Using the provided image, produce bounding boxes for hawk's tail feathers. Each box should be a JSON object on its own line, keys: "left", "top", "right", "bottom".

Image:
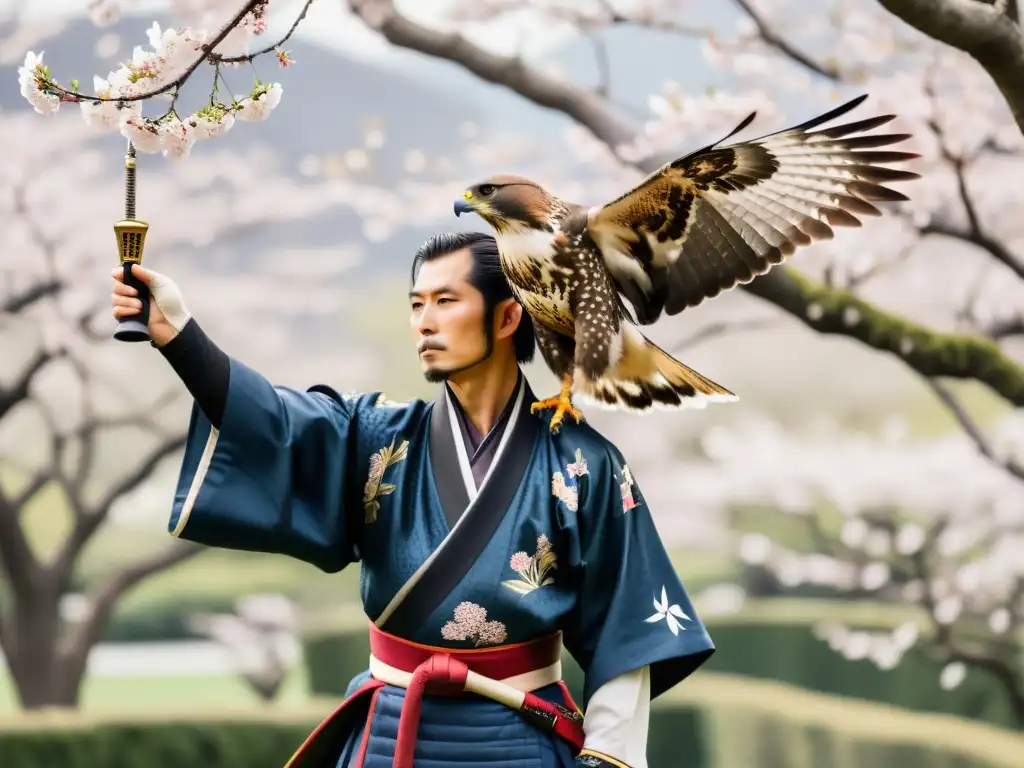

{"left": 573, "top": 330, "right": 738, "bottom": 413}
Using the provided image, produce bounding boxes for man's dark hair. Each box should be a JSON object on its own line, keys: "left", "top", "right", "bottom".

{"left": 410, "top": 231, "right": 535, "bottom": 363}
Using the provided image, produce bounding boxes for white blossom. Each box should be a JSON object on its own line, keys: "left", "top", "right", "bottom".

{"left": 119, "top": 117, "right": 164, "bottom": 153}
{"left": 17, "top": 52, "right": 59, "bottom": 115}
{"left": 940, "top": 662, "right": 967, "bottom": 691}
{"left": 185, "top": 108, "right": 236, "bottom": 140}
{"left": 235, "top": 83, "right": 283, "bottom": 122}
{"left": 158, "top": 116, "right": 195, "bottom": 159}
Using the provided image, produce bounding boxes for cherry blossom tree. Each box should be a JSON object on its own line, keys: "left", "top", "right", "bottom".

{"left": 1, "top": 2, "right": 386, "bottom": 709}
{"left": 12, "top": 0, "right": 1024, "bottom": 721}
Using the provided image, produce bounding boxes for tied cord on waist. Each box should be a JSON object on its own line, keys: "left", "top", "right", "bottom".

{"left": 394, "top": 654, "right": 469, "bottom": 767}
{"left": 388, "top": 651, "right": 584, "bottom": 768}
{"left": 367, "top": 625, "right": 585, "bottom": 768}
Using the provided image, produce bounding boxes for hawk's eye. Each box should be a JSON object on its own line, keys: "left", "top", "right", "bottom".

{"left": 478, "top": 184, "right": 496, "bottom": 196}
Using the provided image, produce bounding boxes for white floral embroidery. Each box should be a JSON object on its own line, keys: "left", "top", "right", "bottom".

{"left": 375, "top": 392, "right": 410, "bottom": 408}
{"left": 645, "top": 586, "right": 690, "bottom": 636}
{"left": 567, "top": 448, "right": 588, "bottom": 478}
{"left": 552, "top": 449, "right": 588, "bottom": 512}
{"left": 551, "top": 471, "right": 578, "bottom": 512}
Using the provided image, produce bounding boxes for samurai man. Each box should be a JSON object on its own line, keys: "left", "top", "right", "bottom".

{"left": 109, "top": 231, "right": 715, "bottom": 768}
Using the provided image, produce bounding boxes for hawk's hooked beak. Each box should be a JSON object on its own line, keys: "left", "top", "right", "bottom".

{"left": 454, "top": 193, "right": 475, "bottom": 217}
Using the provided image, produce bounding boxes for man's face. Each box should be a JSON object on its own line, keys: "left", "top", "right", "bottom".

{"left": 409, "top": 248, "right": 491, "bottom": 383}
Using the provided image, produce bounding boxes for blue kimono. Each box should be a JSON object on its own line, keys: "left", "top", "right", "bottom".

{"left": 168, "top": 357, "right": 715, "bottom": 767}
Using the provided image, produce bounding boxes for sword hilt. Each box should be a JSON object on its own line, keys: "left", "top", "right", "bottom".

{"left": 112, "top": 139, "right": 151, "bottom": 343}
{"left": 125, "top": 140, "right": 136, "bottom": 220}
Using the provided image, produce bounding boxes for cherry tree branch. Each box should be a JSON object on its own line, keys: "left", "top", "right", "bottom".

{"left": 918, "top": 114, "right": 1024, "bottom": 279}
{"left": 878, "top": 0, "right": 1024, "bottom": 135}
{"left": 212, "top": 0, "right": 315, "bottom": 63}
{"left": 909, "top": 538, "right": 1024, "bottom": 725}
{"left": 927, "top": 379, "right": 1024, "bottom": 481}
{"left": 40, "top": 0, "right": 266, "bottom": 103}
{"left": 923, "top": 220, "right": 1024, "bottom": 281}
{"left": 988, "top": 317, "right": 1024, "bottom": 338}
{"left": 58, "top": 540, "right": 203, "bottom": 680}
{"left": 581, "top": 26, "right": 612, "bottom": 97}
{"left": 745, "top": 270, "right": 1024, "bottom": 406}
{"left": 0, "top": 348, "right": 63, "bottom": 422}
{"left": 595, "top": 0, "right": 707, "bottom": 38}
{"left": 0, "top": 279, "right": 64, "bottom": 314}
{"left": 52, "top": 430, "right": 188, "bottom": 587}
{"left": 348, "top": 0, "right": 639, "bottom": 150}
{"left": 731, "top": 0, "right": 841, "bottom": 79}
{"left": 671, "top": 317, "right": 784, "bottom": 355}
{"left": 348, "top": 0, "right": 1024, "bottom": 409}
{"left": 0, "top": 493, "right": 40, "bottom": 601}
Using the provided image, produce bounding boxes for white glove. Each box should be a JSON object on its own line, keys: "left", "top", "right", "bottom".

{"left": 144, "top": 267, "right": 192, "bottom": 333}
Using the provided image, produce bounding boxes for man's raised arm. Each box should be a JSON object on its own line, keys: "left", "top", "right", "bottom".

{"left": 110, "top": 264, "right": 369, "bottom": 573}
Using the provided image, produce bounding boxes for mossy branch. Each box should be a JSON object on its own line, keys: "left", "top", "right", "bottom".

{"left": 744, "top": 266, "right": 1024, "bottom": 406}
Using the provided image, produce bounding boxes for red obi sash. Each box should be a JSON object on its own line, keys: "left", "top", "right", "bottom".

{"left": 285, "top": 623, "right": 586, "bottom": 768}
{"left": 369, "top": 623, "right": 585, "bottom": 767}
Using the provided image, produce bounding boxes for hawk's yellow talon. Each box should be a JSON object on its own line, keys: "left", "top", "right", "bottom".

{"left": 530, "top": 375, "right": 583, "bottom": 434}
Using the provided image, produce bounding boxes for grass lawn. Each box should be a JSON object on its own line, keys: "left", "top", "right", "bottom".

{"left": 0, "top": 665, "right": 314, "bottom": 716}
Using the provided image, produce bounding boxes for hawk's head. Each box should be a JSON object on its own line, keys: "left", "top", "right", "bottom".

{"left": 454, "top": 174, "right": 561, "bottom": 234}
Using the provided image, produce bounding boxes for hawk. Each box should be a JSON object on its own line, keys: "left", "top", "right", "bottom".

{"left": 454, "top": 94, "right": 920, "bottom": 433}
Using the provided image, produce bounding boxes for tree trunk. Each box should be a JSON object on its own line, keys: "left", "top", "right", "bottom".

{"left": 4, "top": 593, "right": 82, "bottom": 709}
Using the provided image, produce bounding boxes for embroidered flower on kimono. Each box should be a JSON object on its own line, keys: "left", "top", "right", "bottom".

{"left": 454, "top": 601, "right": 487, "bottom": 626}
{"left": 374, "top": 392, "right": 409, "bottom": 408}
{"left": 551, "top": 472, "right": 578, "bottom": 512}
{"left": 566, "top": 448, "right": 588, "bottom": 479}
{"left": 441, "top": 601, "right": 507, "bottom": 647}
{"left": 362, "top": 437, "right": 409, "bottom": 523}
{"left": 510, "top": 551, "right": 532, "bottom": 574}
{"left": 622, "top": 464, "right": 634, "bottom": 486}
{"left": 619, "top": 463, "right": 638, "bottom": 513}
{"left": 645, "top": 586, "right": 691, "bottom": 636}
{"left": 502, "top": 534, "right": 557, "bottom": 596}
{"left": 552, "top": 450, "right": 589, "bottom": 513}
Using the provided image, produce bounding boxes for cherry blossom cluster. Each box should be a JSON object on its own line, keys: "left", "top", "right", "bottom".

{"left": 15, "top": 1, "right": 288, "bottom": 160}
{"left": 441, "top": 601, "right": 509, "bottom": 646}
{"left": 703, "top": 413, "right": 1024, "bottom": 691}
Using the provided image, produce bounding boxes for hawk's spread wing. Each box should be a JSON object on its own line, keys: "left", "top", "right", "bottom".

{"left": 585, "top": 95, "right": 920, "bottom": 324}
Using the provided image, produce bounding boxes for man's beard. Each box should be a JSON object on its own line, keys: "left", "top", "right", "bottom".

{"left": 422, "top": 323, "right": 494, "bottom": 383}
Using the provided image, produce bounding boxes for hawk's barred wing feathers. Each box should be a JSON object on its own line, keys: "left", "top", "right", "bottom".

{"left": 584, "top": 94, "right": 921, "bottom": 324}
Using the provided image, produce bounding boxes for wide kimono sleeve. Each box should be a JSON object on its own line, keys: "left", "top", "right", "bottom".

{"left": 167, "top": 357, "right": 379, "bottom": 573}
{"left": 563, "top": 442, "right": 715, "bottom": 710}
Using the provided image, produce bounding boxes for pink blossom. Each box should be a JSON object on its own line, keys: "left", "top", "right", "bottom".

{"left": 510, "top": 551, "right": 531, "bottom": 574}
{"left": 476, "top": 620, "right": 507, "bottom": 646}
{"left": 441, "top": 621, "right": 467, "bottom": 641}
{"left": 452, "top": 601, "right": 487, "bottom": 629}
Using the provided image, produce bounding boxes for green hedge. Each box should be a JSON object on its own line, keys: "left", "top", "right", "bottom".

{"left": 700, "top": 600, "right": 1017, "bottom": 729}
{"left": 0, "top": 709, "right": 322, "bottom": 768}
{"left": 301, "top": 599, "right": 1019, "bottom": 729}
{"left": 100, "top": 594, "right": 242, "bottom": 643}
{"left": 655, "top": 672, "right": 1024, "bottom": 768}
{"left": 2, "top": 675, "right": 1021, "bottom": 768}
